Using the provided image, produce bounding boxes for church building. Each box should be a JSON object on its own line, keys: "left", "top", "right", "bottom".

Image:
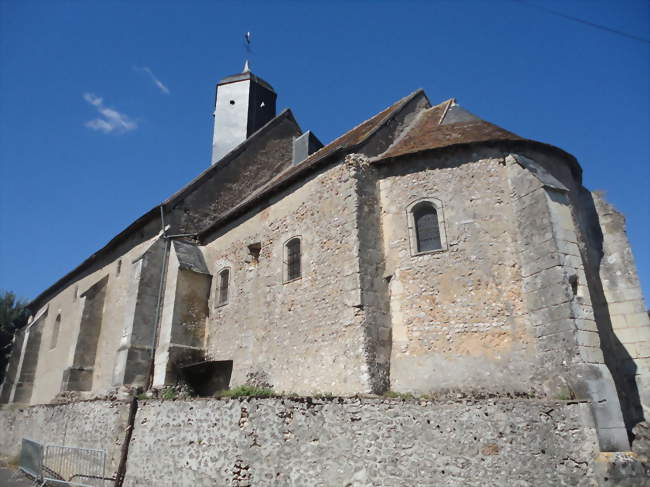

{"left": 2, "top": 63, "right": 649, "bottom": 453}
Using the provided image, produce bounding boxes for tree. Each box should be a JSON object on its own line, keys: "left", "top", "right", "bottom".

{"left": 0, "top": 291, "right": 29, "bottom": 385}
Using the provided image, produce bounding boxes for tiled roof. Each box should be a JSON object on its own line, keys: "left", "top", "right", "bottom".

{"left": 299, "top": 89, "right": 424, "bottom": 166}
{"left": 377, "top": 99, "right": 524, "bottom": 160}
{"left": 197, "top": 89, "right": 426, "bottom": 240}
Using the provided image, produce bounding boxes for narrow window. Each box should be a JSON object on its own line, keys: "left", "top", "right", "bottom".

{"left": 50, "top": 314, "right": 61, "bottom": 350}
{"left": 218, "top": 268, "right": 230, "bottom": 306}
{"left": 413, "top": 202, "right": 442, "bottom": 252}
{"left": 116, "top": 259, "right": 122, "bottom": 276}
{"left": 286, "top": 238, "right": 301, "bottom": 281}
{"left": 248, "top": 242, "right": 261, "bottom": 263}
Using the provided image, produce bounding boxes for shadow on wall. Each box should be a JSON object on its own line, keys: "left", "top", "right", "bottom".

{"left": 180, "top": 360, "right": 233, "bottom": 396}
{"left": 581, "top": 190, "right": 643, "bottom": 441}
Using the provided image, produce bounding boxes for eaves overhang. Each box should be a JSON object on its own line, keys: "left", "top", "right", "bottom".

{"left": 372, "top": 138, "right": 582, "bottom": 183}
{"left": 27, "top": 109, "right": 301, "bottom": 313}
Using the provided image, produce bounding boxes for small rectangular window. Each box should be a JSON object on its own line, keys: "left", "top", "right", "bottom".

{"left": 218, "top": 269, "right": 229, "bottom": 305}
{"left": 248, "top": 243, "right": 261, "bottom": 263}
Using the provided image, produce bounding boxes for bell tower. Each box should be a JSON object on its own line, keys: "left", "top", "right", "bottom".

{"left": 211, "top": 61, "right": 277, "bottom": 165}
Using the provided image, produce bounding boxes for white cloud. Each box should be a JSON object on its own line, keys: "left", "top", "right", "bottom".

{"left": 82, "top": 93, "right": 137, "bottom": 134}
{"left": 134, "top": 66, "right": 170, "bottom": 95}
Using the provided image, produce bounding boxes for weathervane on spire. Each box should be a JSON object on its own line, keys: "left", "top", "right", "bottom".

{"left": 243, "top": 31, "right": 252, "bottom": 72}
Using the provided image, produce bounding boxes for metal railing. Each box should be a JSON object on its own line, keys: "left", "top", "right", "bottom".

{"left": 19, "top": 438, "right": 43, "bottom": 480}
{"left": 19, "top": 438, "right": 112, "bottom": 487}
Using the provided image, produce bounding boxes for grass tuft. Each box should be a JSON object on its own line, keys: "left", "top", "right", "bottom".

{"left": 383, "top": 390, "right": 415, "bottom": 400}
{"left": 161, "top": 388, "right": 178, "bottom": 400}
{"left": 312, "top": 392, "right": 334, "bottom": 399}
{"left": 217, "top": 385, "right": 275, "bottom": 398}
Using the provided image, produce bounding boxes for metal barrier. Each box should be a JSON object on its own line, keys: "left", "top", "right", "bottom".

{"left": 19, "top": 438, "right": 43, "bottom": 479}
{"left": 42, "top": 444, "right": 107, "bottom": 487}
{"left": 18, "top": 438, "right": 111, "bottom": 487}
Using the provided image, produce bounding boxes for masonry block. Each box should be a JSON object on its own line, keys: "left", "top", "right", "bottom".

{"left": 569, "top": 363, "right": 630, "bottom": 451}
{"left": 529, "top": 303, "right": 573, "bottom": 325}
{"left": 609, "top": 300, "right": 647, "bottom": 316}
{"left": 624, "top": 312, "right": 650, "bottom": 328}
{"left": 533, "top": 318, "right": 575, "bottom": 338}
{"left": 615, "top": 326, "right": 650, "bottom": 344}
{"left": 525, "top": 284, "right": 572, "bottom": 312}
{"left": 578, "top": 346, "right": 604, "bottom": 364}
{"left": 575, "top": 319, "right": 598, "bottom": 332}
{"left": 576, "top": 330, "right": 601, "bottom": 348}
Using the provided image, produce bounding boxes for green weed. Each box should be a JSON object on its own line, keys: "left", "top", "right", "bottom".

{"left": 217, "top": 385, "right": 275, "bottom": 398}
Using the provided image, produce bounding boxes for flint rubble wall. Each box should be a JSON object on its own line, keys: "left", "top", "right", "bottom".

{"left": 122, "top": 396, "right": 601, "bottom": 487}
{"left": 0, "top": 400, "right": 130, "bottom": 479}
{"left": 3, "top": 397, "right": 647, "bottom": 486}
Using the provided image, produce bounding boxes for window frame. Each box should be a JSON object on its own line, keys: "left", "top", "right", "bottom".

{"left": 216, "top": 267, "right": 231, "bottom": 307}
{"left": 406, "top": 197, "right": 448, "bottom": 256}
{"left": 283, "top": 236, "right": 302, "bottom": 283}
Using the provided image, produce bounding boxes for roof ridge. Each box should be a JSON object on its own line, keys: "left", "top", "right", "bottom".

{"left": 372, "top": 98, "right": 454, "bottom": 161}
{"left": 351, "top": 89, "right": 426, "bottom": 150}
{"left": 164, "top": 108, "right": 299, "bottom": 206}
{"left": 375, "top": 105, "right": 429, "bottom": 159}
{"left": 301, "top": 89, "right": 425, "bottom": 165}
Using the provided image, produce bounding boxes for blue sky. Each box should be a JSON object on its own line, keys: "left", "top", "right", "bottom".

{"left": 0, "top": 0, "right": 648, "bottom": 303}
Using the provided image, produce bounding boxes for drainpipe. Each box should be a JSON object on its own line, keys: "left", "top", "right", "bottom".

{"left": 145, "top": 205, "right": 198, "bottom": 390}
{"left": 114, "top": 396, "right": 138, "bottom": 487}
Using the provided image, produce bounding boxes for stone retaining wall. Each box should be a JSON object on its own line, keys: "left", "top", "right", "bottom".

{"left": 0, "top": 400, "right": 131, "bottom": 479}
{"left": 125, "top": 397, "right": 601, "bottom": 486}
{"left": 2, "top": 397, "right": 647, "bottom": 486}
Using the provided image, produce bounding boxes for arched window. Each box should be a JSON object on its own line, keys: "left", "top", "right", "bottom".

{"left": 50, "top": 314, "right": 61, "bottom": 350}
{"left": 285, "top": 238, "right": 301, "bottom": 281}
{"left": 407, "top": 198, "right": 447, "bottom": 255}
{"left": 218, "top": 268, "right": 230, "bottom": 306}
{"left": 413, "top": 202, "right": 442, "bottom": 252}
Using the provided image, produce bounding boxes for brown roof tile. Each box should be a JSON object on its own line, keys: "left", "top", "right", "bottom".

{"left": 378, "top": 100, "right": 524, "bottom": 160}
{"left": 301, "top": 89, "right": 425, "bottom": 166}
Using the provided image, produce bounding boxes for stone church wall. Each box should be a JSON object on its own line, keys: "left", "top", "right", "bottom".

{"left": 369, "top": 146, "right": 641, "bottom": 451}
{"left": 4, "top": 138, "right": 646, "bottom": 452}
{"left": 201, "top": 159, "right": 372, "bottom": 394}
{"left": 511, "top": 147, "right": 649, "bottom": 443}
{"left": 24, "top": 218, "right": 163, "bottom": 405}
{"left": 592, "top": 192, "right": 650, "bottom": 429}
{"left": 377, "top": 151, "right": 533, "bottom": 394}
{"left": 354, "top": 156, "right": 393, "bottom": 393}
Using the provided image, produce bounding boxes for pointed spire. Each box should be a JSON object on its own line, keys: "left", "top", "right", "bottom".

{"left": 243, "top": 59, "right": 250, "bottom": 73}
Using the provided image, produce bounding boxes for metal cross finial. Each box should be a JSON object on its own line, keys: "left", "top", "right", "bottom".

{"left": 243, "top": 31, "right": 252, "bottom": 72}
